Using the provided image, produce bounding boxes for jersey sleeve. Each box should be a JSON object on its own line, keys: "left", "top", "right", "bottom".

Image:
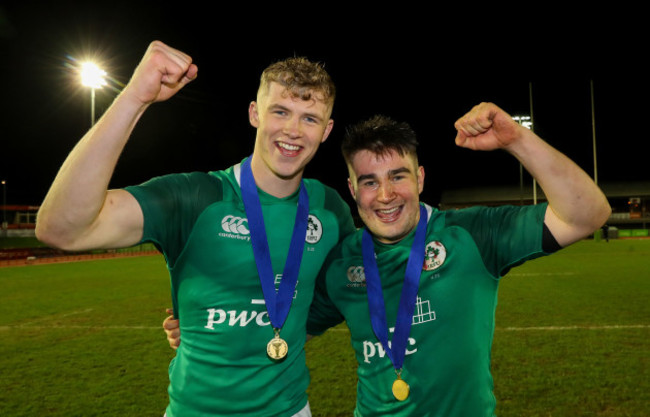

{"left": 323, "top": 185, "right": 357, "bottom": 240}
{"left": 306, "top": 255, "right": 345, "bottom": 336}
{"left": 444, "top": 203, "right": 549, "bottom": 278}
{"left": 124, "top": 172, "right": 222, "bottom": 267}
{"left": 305, "top": 184, "right": 356, "bottom": 335}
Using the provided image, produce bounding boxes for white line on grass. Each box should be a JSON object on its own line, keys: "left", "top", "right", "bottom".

{"left": 324, "top": 324, "right": 650, "bottom": 332}
{"left": 0, "top": 325, "right": 160, "bottom": 331}
{"left": 17, "top": 308, "right": 94, "bottom": 327}
{"left": 497, "top": 324, "right": 650, "bottom": 331}
{"left": 1, "top": 324, "right": 648, "bottom": 332}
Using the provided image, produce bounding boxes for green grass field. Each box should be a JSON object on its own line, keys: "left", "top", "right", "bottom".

{"left": 1, "top": 239, "right": 648, "bottom": 416}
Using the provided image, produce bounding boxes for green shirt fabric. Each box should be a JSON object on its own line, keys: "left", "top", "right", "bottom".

{"left": 308, "top": 202, "right": 550, "bottom": 417}
{"left": 125, "top": 159, "right": 355, "bottom": 416}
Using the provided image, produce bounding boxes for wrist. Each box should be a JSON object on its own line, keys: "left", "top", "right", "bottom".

{"left": 114, "top": 86, "right": 151, "bottom": 115}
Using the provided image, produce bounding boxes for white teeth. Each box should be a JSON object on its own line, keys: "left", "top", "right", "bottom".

{"left": 378, "top": 207, "right": 399, "bottom": 214}
{"left": 278, "top": 142, "right": 300, "bottom": 151}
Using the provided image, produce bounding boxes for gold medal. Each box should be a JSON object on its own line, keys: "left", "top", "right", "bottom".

{"left": 392, "top": 373, "right": 409, "bottom": 401}
{"left": 267, "top": 331, "right": 288, "bottom": 361}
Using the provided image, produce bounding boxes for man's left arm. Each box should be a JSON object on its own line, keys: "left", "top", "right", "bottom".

{"left": 455, "top": 102, "right": 611, "bottom": 247}
{"left": 306, "top": 262, "right": 345, "bottom": 337}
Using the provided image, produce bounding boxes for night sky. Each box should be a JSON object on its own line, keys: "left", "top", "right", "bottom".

{"left": 1, "top": 4, "right": 646, "bottom": 210}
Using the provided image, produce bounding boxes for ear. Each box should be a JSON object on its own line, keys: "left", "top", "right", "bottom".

{"left": 321, "top": 119, "right": 334, "bottom": 143}
{"left": 248, "top": 101, "right": 259, "bottom": 128}
{"left": 347, "top": 177, "right": 357, "bottom": 200}
{"left": 417, "top": 166, "right": 425, "bottom": 194}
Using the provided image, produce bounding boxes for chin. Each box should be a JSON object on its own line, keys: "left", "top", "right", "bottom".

{"left": 275, "top": 166, "right": 304, "bottom": 181}
{"left": 372, "top": 228, "right": 406, "bottom": 244}
{"left": 271, "top": 160, "right": 304, "bottom": 178}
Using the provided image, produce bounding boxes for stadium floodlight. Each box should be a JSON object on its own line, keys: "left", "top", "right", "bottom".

{"left": 80, "top": 62, "right": 107, "bottom": 126}
{"left": 512, "top": 115, "right": 535, "bottom": 205}
{"left": 1, "top": 180, "right": 6, "bottom": 233}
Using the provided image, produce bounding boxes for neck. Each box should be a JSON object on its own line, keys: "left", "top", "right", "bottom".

{"left": 249, "top": 154, "right": 302, "bottom": 198}
{"left": 375, "top": 227, "right": 417, "bottom": 246}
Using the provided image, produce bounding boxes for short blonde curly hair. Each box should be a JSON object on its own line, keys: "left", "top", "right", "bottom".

{"left": 258, "top": 57, "right": 335, "bottom": 109}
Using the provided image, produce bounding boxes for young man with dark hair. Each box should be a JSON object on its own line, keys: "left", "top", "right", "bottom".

{"left": 305, "top": 105, "right": 610, "bottom": 416}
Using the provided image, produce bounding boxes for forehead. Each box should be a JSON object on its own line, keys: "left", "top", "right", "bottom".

{"left": 259, "top": 82, "right": 332, "bottom": 113}
{"left": 349, "top": 149, "right": 418, "bottom": 179}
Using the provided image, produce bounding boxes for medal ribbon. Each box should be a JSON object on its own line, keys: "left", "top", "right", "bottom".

{"left": 362, "top": 204, "right": 427, "bottom": 371}
{"left": 240, "top": 155, "right": 309, "bottom": 330}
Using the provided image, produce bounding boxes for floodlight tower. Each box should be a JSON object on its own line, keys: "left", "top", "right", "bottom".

{"left": 590, "top": 80, "right": 599, "bottom": 186}
{"left": 512, "top": 115, "right": 533, "bottom": 205}
{"left": 80, "top": 62, "right": 107, "bottom": 126}
{"left": 512, "top": 82, "right": 539, "bottom": 205}
{"left": 1, "top": 180, "right": 6, "bottom": 235}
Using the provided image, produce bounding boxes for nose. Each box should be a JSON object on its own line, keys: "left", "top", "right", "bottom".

{"left": 283, "top": 116, "right": 302, "bottom": 138}
{"left": 377, "top": 182, "right": 395, "bottom": 203}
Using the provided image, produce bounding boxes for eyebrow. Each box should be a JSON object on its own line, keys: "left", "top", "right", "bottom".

{"left": 357, "top": 167, "right": 411, "bottom": 183}
{"left": 268, "top": 103, "right": 290, "bottom": 113}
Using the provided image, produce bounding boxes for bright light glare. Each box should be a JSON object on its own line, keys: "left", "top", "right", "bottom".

{"left": 80, "top": 62, "right": 107, "bottom": 89}
{"left": 512, "top": 115, "right": 533, "bottom": 130}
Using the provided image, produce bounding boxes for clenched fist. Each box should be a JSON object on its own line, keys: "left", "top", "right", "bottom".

{"left": 122, "top": 41, "right": 198, "bottom": 106}
{"left": 454, "top": 102, "right": 525, "bottom": 151}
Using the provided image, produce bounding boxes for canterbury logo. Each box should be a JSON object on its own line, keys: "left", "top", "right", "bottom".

{"left": 347, "top": 266, "right": 366, "bottom": 283}
{"left": 221, "top": 215, "right": 250, "bottom": 235}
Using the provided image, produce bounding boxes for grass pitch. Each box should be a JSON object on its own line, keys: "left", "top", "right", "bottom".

{"left": 1, "top": 239, "right": 648, "bottom": 416}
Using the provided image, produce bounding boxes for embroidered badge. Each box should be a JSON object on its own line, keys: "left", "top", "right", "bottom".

{"left": 423, "top": 241, "right": 446, "bottom": 271}
{"left": 306, "top": 215, "right": 323, "bottom": 244}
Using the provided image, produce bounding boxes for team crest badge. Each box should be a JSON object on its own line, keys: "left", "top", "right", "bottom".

{"left": 305, "top": 215, "right": 323, "bottom": 244}
{"left": 423, "top": 241, "right": 446, "bottom": 271}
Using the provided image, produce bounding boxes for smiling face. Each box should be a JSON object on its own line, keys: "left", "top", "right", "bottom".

{"left": 347, "top": 149, "right": 425, "bottom": 244}
{"left": 248, "top": 82, "right": 334, "bottom": 197}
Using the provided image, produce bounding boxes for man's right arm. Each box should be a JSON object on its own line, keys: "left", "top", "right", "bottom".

{"left": 163, "top": 308, "right": 181, "bottom": 350}
{"left": 36, "top": 41, "right": 197, "bottom": 251}
{"left": 454, "top": 102, "right": 611, "bottom": 248}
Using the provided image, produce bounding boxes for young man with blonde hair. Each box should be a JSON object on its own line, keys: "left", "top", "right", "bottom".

{"left": 37, "top": 41, "right": 355, "bottom": 416}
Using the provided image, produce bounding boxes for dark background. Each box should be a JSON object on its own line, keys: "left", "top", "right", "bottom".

{"left": 1, "top": 4, "right": 646, "bottom": 210}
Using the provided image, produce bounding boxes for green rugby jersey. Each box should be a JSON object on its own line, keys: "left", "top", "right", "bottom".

{"left": 125, "top": 159, "right": 355, "bottom": 416}
{"left": 308, "top": 202, "right": 550, "bottom": 417}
